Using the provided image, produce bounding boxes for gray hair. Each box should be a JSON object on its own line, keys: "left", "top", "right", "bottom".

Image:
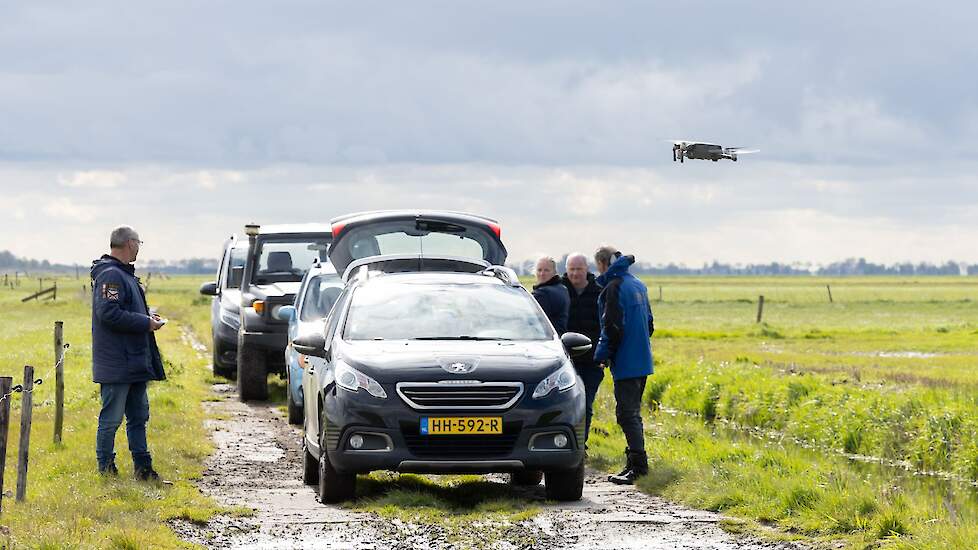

{"left": 109, "top": 225, "right": 140, "bottom": 249}
{"left": 594, "top": 245, "right": 619, "bottom": 267}
{"left": 565, "top": 252, "right": 588, "bottom": 268}
{"left": 536, "top": 256, "right": 557, "bottom": 271}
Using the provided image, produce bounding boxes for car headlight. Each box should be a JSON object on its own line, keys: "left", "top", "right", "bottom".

{"left": 532, "top": 361, "right": 577, "bottom": 399}
{"left": 220, "top": 309, "right": 241, "bottom": 330}
{"left": 335, "top": 361, "right": 387, "bottom": 399}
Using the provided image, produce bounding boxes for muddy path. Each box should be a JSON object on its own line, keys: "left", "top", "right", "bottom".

{"left": 173, "top": 379, "right": 805, "bottom": 550}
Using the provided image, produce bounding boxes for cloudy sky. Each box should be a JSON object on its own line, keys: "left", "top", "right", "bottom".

{"left": 2, "top": 1, "right": 976, "bottom": 266}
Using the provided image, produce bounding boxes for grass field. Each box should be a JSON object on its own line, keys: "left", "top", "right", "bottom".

{"left": 1, "top": 273, "right": 976, "bottom": 549}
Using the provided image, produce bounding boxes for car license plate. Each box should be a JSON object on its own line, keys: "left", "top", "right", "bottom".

{"left": 420, "top": 416, "right": 502, "bottom": 435}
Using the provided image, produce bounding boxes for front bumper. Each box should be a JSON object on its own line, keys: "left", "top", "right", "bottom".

{"left": 322, "top": 382, "right": 586, "bottom": 475}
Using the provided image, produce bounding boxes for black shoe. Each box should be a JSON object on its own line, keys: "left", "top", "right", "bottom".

{"left": 135, "top": 467, "right": 160, "bottom": 482}
{"left": 610, "top": 447, "right": 632, "bottom": 479}
{"left": 609, "top": 469, "right": 639, "bottom": 485}
{"left": 99, "top": 463, "right": 119, "bottom": 476}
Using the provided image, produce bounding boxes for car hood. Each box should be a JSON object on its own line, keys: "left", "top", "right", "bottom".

{"left": 252, "top": 281, "right": 302, "bottom": 298}
{"left": 336, "top": 340, "right": 567, "bottom": 383}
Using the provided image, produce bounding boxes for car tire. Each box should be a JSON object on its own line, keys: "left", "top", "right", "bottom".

{"left": 237, "top": 341, "right": 268, "bottom": 401}
{"left": 544, "top": 460, "right": 585, "bottom": 501}
{"left": 212, "top": 338, "right": 236, "bottom": 380}
{"left": 318, "top": 446, "right": 356, "bottom": 504}
{"left": 287, "top": 383, "right": 303, "bottom": 425}
{"left": 509, "top": 470, "right": 543, "bottom": 486}
{"left": 302, "top": 438, "right": 319, "bottom": 486}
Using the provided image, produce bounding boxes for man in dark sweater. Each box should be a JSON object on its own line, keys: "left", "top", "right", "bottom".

{"left": 560, "top": 253, "right": 604, "bottom": 442}
{"left": 531, "top": 256, "right": 569, "bottom": 334}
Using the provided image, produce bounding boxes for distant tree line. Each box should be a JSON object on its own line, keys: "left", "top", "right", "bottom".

{"left": 510, "top": 255, "right": 978, "bottom": 277}
{"left": 0, "top": 250, "right": 219, "bottom": 275}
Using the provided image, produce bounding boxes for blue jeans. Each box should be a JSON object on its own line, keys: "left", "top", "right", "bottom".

{"left": 575, "top": 365, "right": 605, "bottom": 442}
{"left": 96, "top": 382, "right": 152, "bottom": 470}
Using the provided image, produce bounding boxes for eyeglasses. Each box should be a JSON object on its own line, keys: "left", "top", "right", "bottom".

{"left": 130, "top": 239, "right": 144, "bottom": 245}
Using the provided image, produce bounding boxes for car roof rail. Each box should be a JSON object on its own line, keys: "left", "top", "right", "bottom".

{"left": 480, "top": 265, "right": 522, "bottom": 287}
{"left": 341, "top": 254, "right": 492, "bottom": 283}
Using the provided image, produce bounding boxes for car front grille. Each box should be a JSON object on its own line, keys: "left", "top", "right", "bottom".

{"left": 396, "top": 382, "right": 524, "bottom": 410}
{"left": 401, "top": 421, "right": 520, "bottom": 458}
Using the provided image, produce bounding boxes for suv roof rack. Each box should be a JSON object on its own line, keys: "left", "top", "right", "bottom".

{"left": 342, "top": 254, "right": 492, "bottom": 283}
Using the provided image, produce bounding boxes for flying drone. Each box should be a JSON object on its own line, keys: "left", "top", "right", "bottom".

{"left": 670, "top": 140, "right": 759, "bottom": 163}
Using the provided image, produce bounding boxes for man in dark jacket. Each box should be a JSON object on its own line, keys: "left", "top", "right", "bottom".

{"left": 531, "top": 256, "right": 569, "bottom": 334}
{"left": 560, "top": 253, "right": 603, "bottom": 442}
{"left": 594, "top": 246, "right": 654, "bottom": 485}
{"left": 92, "top": 226, "right": 166, "bottom": 480}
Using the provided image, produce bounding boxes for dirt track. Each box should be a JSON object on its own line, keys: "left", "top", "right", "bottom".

{"left": 173, "top": 380, "right": 805, "bottom": 550}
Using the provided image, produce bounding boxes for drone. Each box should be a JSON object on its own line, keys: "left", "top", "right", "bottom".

{"left": 670, "top": 140, "right": 759, "bottom": 163}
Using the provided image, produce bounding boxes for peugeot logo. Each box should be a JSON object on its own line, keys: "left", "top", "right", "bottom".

{"left": 439, "top": 359, "right": 478, "bottom": 374}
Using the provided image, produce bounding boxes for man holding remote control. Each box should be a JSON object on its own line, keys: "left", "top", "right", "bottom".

{"left": 91, "top": 225, "right": 166, "bottom": 481}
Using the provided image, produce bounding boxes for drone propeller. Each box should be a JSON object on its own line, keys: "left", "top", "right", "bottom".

{"left": 725, "top": 148, "right": 759, "bottom": 154}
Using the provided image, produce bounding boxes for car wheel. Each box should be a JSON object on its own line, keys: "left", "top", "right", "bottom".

{"left": 544, "top": 460, "right": 585, "bottom": 501}
{"left": 236, "top": 341, "right": 268, "bottom": 401}
{"left": 509, "top": 470, "right": 543, "bottom": 486}
{"left": 287, "top": 384, "right": 303, "bottom": 425}
{"left": 302, "top": 438, "right": 319, "bottom": 486}
{"left": 211, "top": 338, "right": 236, "bottom": 379}
{"left": 318, "top": 445, "right": 356, "bottom": 504}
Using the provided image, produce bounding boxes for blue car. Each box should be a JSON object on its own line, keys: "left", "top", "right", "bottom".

{"left": 276, "top": 260, "right": 343, "bottom": 424}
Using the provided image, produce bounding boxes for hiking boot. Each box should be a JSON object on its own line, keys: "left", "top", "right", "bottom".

{"left": 135, "top": 467, "right": 160, "bottom": 482}
{"left": 609, "top": 448, "right": 632, "bottom": 480}
{"left": 99, "top": 463, "right": 119, "bottom": 476}
{"left": 608, "top": 451, "right": 648, "bottom": 485}
{"left": 609, "top": 469, "right": 639, "bottom": 485}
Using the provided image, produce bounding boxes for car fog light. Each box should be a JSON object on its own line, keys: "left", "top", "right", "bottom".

{"left": 350, "top": 434, "right": 364, "bottom": 449}
{"left": 553, "top": 434, "right": 568, "bottom": 448}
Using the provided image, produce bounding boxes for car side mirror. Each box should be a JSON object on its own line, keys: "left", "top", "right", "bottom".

{"left": 199, "top": 281, "right": 219, "bottom": 296}
{"left": 292, "top": 332, "right": 327, "bottom": 358}
{"left": 560, "top": 332, "right": 592, "bottom": 358}
{"left": 275, "top": 305, "right": 296, "bottom": 321}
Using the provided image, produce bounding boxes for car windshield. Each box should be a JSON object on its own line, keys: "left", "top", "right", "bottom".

{"left": 300, "top": 274, "right": 343, "bottom": 321}
{"left": 342, "top": 221, "right": 488, "bottom": 263}
{"left": 343, "top": 282, "right": 552, "bottom": 341}
{"left": 253, "top": 238, "right": 330, "bottom": 284}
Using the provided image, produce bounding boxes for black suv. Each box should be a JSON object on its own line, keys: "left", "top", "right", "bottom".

{"left": 292, "top": 211, "right": 591, "bottom": 503}
{"left": 201, "top": 224, "right": 331, "bottom": 400}
{"left": 198, "top": 235, "right": 248, "bottom": 378}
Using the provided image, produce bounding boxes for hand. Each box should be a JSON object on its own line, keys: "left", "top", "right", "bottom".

{"left": 149, "top": 316, "right": 166, "bottom": 331}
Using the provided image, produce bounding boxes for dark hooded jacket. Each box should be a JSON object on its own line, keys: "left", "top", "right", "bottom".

{"left": 531, "top": 275, "right": 570, "bottom": 334}
{"left": 91, "top": 255, "right": 166, "bottom": 384}
{"left": 594, "top": 254, "right": 654, "bottom": 381}
{"left": 561, "top": 272, "right": 603, "bottom": 369}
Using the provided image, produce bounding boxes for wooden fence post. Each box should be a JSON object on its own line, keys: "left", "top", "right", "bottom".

{"left": 0, "top": 377, "right": 12, "bottom": 513}
{"left": 658, "top": 285, "right": 663, "bottom": 302}
{"left": 756, "top": 295, "right": 765, "bottom": 323}
{"left": 54, "top": 322, "right": 65, "bottom": 445}
{"left": 826, "top": 284, "right": 833, "bottom": 303}
{"left": 16, "top": 365, "right": 34, "bottom": 502}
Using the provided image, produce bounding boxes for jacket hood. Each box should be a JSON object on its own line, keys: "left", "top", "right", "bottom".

{"left": 596, "top": 254, "right": 635, "bottom": 286}
{"left": 532, "top": 274, "right": 563, "bottom": 290}
{"left": 91, "top": 255, "right": 134, "bottom": 279}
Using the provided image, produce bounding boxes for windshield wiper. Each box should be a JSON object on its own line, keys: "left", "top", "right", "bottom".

{"left": 411, "top": 336, "right": 512, "bottom": 341}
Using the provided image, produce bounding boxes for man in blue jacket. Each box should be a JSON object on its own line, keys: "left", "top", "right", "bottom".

{"left": 593, "top": 246, "right": 654, "bottom": 485}
{"left": 91, "top": 226, "right": 166, "bottom": 480}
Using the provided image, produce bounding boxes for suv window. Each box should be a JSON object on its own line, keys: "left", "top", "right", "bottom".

{"left": 344, "top": 282, "right": 552, "bottom": 341}
{"left": 253, "top": 238, "right": 330, "bottom": 284}
{"left": 225, "top": 246, "right": 247, "bottom": 289}
{"left": 300, "top": 274, "right": 343, "bottom": 321}
{"left": 342, "top": 221, "right": 489, "bottom": 263}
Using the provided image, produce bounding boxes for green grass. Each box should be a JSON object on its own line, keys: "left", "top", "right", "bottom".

{"left": 585, "top": 275, "right": 978, "bottom": 549}
{"left": 0, "top": 275, "right": 235, "bottom": 549}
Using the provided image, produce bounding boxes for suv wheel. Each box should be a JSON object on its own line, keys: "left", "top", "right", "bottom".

{"left": 237, "top": 342, "right": 268, "bottom": 401}
{"left": 544, "top": 460, "right": 585, "bottom": 501}
{"left": 212, "top": 338, "right": 236, "bottom": 380}
{"left": 302, "top": 438, "right": 319, "bottom": 486}
{"left": 509, "top": 470, "right": 543, "bottom": 486}
{"left": 318, "top": 446, "right": 356, "bottom": 503}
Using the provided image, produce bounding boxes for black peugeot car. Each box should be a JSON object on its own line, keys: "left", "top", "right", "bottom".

{"left": 292, "top": 211, "right": 591, "bottom": 503}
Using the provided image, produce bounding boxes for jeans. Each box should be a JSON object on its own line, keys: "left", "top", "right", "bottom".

{"left": 613, "top": 376, "right": 647, "bottom": 454}
{"left": 575, "top": 365, "right": 605, "bottom": 441}
{"left": 96, "top": 382, "right": 152, "bottom": 470}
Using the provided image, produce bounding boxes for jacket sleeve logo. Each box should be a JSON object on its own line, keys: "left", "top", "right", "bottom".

{"left": 102, "top": 283, "right": 120, "bottom": 301}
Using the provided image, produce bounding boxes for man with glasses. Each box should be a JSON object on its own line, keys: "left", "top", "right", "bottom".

{"left": 91, "top": 226, "right": 166, "bottom": 480}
